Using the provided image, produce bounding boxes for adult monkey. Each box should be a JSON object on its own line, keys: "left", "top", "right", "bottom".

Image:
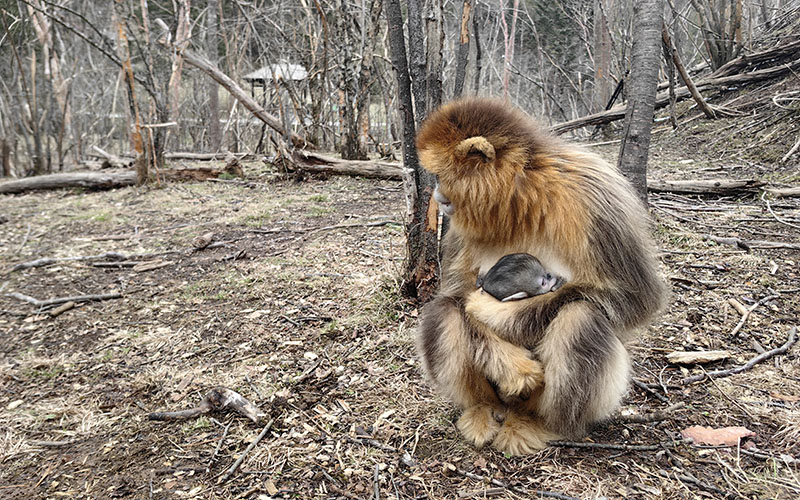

{"left": 416, "top": 98, "right": 667, "bottom": 455}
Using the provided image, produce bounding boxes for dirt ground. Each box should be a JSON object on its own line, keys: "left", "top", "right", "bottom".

{"left": 2, "top": 104, "right": 800, "bottom": 498}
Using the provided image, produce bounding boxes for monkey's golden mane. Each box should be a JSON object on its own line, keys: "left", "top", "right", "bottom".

{"left": 416, "top": 97, "right": 639, "bottom": 282}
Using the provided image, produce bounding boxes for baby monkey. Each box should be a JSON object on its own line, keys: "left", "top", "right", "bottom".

{"left": 477, "top": 253, "right": 566, "bottom": 302}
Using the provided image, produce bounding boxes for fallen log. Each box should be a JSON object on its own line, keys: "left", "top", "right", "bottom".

{"left": 764, "top": 186, "right": 800, "bottom": 197}
{"left": 93, "top": 146, "right": 132, "bottom": 169}
{"left": 648, "top": 178, "right": 765, "bottom": 195}
{"left": 552, "top": 44, "right": 800, "bottom": 135}
{"left": 290, "top": 150, "right": 405, "bottom": 180}
{"left": 0, "top": 171, "right": 137, "bottom": 194}
{"left": 1, "top": 162, "right": 243, "bottom": 194}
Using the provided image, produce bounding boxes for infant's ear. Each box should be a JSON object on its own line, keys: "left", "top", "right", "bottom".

{"left": 454, "top": 136, "right": 496, "bottom": 162}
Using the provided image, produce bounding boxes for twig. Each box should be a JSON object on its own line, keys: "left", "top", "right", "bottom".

{"left": 682, "top": 327, "right": 797, "bottom": 384}
{"left": 9, "top": 251, "right": 128, "bottom": 271}
{"left": 632, "top": 377, "right": 670, "bottom": 403}
{"left": 49, "top": 301, "right": 76, "bottom": 317}
{"left": 207, "top": 421, "right": 232, "bottom": 473}
{"left": 5, "top": 291, "right": 121, "bottom": 308}
{"left": 27, "top": 439, "right": 78, "bottom": 447}
{"left": 781, "top": 133, "right": 800, "bottom": 163}
{"left": 16, "top": 224, "right": 31, "bottom": 254}
{"left": 218, "top": 419, "right": 273, "bottom": 483}
{"left": 451, "top": 466, "right": 579, "bottom": 500}
{"left": 704, "top": 234, "right": 800, "bottom": 250}
{"left": 701, "top": 366, "right": 756, "bottom": 419}
{"left": 761, "top": 192, "right": 800, "bottom": 229}
{"left": 740, "top": 447, "right": 800, "bottom": 465}
{"left": 306, "top": 220, "right": 401, "bottom": 235}
{"left": 615, "top": 402, "right": 686, "bottom": 423}
{"left": 657, "top": 470, "right": 735, "bottom": 498}
{"left": 548, "top": 439, "right": 684, "bottom": 452}
{"left": 730, "top": 294, "right": 779, "bottom": 337}
{"left": 373, "top": 464, "right": 380, "bottom": 500}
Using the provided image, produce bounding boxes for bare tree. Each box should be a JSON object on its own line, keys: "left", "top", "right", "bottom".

{"left": 385, "top": 0, "right": 439, "bottom": 303}
{"left": 617, "top": 0, "right": 663, "bottom": 202}
{"left": 453, "top": 0, "right": 472, "bottom": 97}
{"left": 205, "top": 0, "right": 221, "bottom": 152}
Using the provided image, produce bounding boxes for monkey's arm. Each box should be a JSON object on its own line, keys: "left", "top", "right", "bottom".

{"left": 465, "top": 314, "right": 544, "bottom": 399}
{"left": 465, "top": 285, "right": 588, "bottom": 346}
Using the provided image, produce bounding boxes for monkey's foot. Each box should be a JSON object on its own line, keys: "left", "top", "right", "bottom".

{"left": 457, "top": 405, "right": 505, "bottom": 448}
{"left": 492, "top": 412, "right": 558, "bottom": 455}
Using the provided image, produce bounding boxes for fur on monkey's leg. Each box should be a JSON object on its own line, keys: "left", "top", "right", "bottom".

{"left": 533, "top": 301, "right": 631, "bottom": 438}
{"left": 417, "top": 296, "right": 506, "bottom": 447}
{"left": 464, "top": 291, "right": 545, "bottom": 399}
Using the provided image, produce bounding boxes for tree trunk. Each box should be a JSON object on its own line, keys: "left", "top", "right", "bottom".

{"left": 1, "top": 138, "right": 10, "bottom": 177}
{"left": 592, "top": 0, "right": 614, "bottom": 112}
{"left": 472, "top": 4, "right": 482, "bottom": 94}
{"left": 206, "top": 0, "right": 221, "bottom": 152}
{"left": 114, "top": 0, "right": 148, "bottom": 185}
{"left": 355, "top": 0, "right": 383, "bottom": 160}
{"left": 407, "top": 0, "right": 427, "bottom": 124}
{"left": 617, "top": 0, "right": 662, "bottom": 203}
{"left": 425, "top": 0, "right": 444, "bottom": 110}
{"left": 384, "top": 0, "right": 439, "bottom": 304}
{"left": 453, "top": 0, "right": 472, "bottom": 97}
{"left": 335, "top": 0, "right": 366, "bottom": 160}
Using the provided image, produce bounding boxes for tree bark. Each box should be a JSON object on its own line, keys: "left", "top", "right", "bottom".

{"left": 407, "top": 0, "right": 427, "bottom": 124}
{"left": 114, "top": 0, "right": 148, "bottom": 185}
{"left": 206, "top": 0, "right": 221, "bottom": 152}
{"left": 592, "top": 0, "right": 614, "bottom": 113}
{"left": 617, "top": 0, "right": 662, "bottom": 202}
{"left": 453, "top": 0, "right": 472, "bottom": 97}
{"left": 1, "top": 138, "right": 10, "bottom": 177}
{"left": 384, "top": 0, "right": 439, "bottom": 304}
{"left": 425, "top": 0, "right": 444, "bottom": 110}
{"left": 472, "top": 4, "right": 482, "bottom": 94}
{"left": 356, "top": 0, "right": 383, "bottom": 159}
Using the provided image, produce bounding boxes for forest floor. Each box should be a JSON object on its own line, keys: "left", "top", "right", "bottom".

{"left": 2, "top": 96, "right": 800, "bottom": 499}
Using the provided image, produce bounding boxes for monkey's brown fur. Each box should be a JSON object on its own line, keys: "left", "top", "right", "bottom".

{"left": 416, "top": 98, "right": 667, "bottom": 455}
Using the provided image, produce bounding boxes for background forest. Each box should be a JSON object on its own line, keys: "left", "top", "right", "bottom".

{"left": 1, "top": 0, "right": 796, "bottom": 176}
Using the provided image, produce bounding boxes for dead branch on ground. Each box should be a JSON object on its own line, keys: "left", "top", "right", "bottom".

{"left": 648, "top": 178, "right": 765, "bottom": 195}
{"left": 763, "top": 186, "right": 800, "bottom": 198}
{"left": 5, "top": 291, "right": 121, "bottom": 308}
{"left": 704, "top": 234, "right": 800, "bottom": 251}
{"left": 552, "top": 41, "right": 800, "bottom": 134}
{"left": 0, "top": 171, "right": 138, "bottom": 194}
{"left": 682, "top": 327, "right": 797, "bottom": 384}
{"left": 287, "top": 150, "right": 404, "bottom": 180}
{"left": 218, "top": 420, "right": 274, "bottom": 483}
{"left": 729, "top": 294, "right": 780, "bottom": 337}
{"left": 148, "top": 386, "right": 265, "bottom": 424}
